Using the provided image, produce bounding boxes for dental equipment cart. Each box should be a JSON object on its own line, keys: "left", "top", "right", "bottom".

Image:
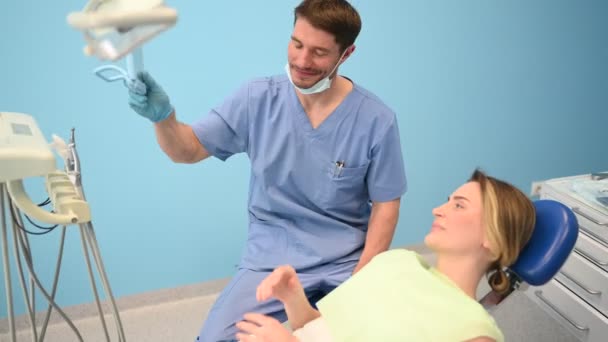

{"left": 0, "top": 112, "right": 125, "bottom": 341}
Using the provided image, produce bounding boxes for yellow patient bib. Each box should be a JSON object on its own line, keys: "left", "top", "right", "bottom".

{"left": 317, "top": 249, "right": 504, "bottom": 342}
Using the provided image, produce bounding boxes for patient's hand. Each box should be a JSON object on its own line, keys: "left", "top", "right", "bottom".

{"left": 256, "top": 266, "right": 320, "bottom": 331}
{"left": 257, "top": 265, "right": 303, "bottom": 304}
{"left": 236, "top": 313, "right": 298, "bottom": 342}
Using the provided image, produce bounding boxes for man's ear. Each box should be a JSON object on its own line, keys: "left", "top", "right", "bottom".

{"left": 342, "top": 45, "right": 356, "bottom": 61}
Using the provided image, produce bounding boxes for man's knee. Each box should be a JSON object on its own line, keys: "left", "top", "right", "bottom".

{"left": 196, "top": 269, "right": 284, "bottom": 341}
{"left": 197, "top": 316, "right": 237, "bottom": 342}
{"left": 197, "top": 305, "right": 288, "bottom": 342}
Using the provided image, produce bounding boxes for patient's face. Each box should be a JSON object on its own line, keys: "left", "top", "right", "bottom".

{"left": 425, "top": 182, "right": 486, "bottom": 255}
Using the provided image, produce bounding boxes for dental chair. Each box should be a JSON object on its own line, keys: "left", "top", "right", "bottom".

{"left": 480, "top": 199, "right": 579, "bottom": 309}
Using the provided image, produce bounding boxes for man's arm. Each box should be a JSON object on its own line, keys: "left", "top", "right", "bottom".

{"left": 154, "top": 112, "right": 210, "bottom": 163}
{"left": 353, "top": 198, "right": 401, "bottom": 274}
{"left": 128, "top": 72, "right": 211, "bottom": 164}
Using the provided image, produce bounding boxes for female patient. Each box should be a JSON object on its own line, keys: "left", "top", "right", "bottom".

{"left": 235, "top": 169, "right": 535, "bottom": 342}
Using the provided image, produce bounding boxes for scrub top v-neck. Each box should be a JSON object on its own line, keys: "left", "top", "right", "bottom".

{"left": 192, "top": 74, "right": 407, "bottom": 270}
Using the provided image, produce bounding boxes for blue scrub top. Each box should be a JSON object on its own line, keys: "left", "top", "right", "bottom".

{"left": 192, "top": 75, "right": 407, "bottom": 270}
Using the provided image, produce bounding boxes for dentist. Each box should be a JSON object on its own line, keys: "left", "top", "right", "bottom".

{"left": 126, "top": 1, "right": 407, "bottom": 341}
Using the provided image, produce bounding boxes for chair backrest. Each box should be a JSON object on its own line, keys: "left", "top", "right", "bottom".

{"left": 480, "top": 199, "right": 578, "bottom": 308}
{"left": 510, "top": 199, "right": 579, "bottom": 286}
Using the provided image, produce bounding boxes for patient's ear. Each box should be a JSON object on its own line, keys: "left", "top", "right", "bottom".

{"left": 482, "top": 238, "right": 499, "bottom": 262}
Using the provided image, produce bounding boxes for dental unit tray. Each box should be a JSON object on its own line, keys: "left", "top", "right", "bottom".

{"left": 0, "top": 112, "right": 55, "bottom": 182}
{"left": 0, "top": 112, "right": 90, "bottom": 225}
{"left": 67, "top": 0, "right": 178, "bottom": 61}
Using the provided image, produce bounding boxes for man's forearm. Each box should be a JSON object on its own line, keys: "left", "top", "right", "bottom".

{"left": 353, "top": 199, "right": 400, "bottom": 273}
{"left": 154, "top": 112, "right": 209, "bottom": 163}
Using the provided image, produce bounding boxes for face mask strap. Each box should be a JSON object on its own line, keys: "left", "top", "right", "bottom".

{"left": 327, "top": 45, "right": 352, "bottom": 80}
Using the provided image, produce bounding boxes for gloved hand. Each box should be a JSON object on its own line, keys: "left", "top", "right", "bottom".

{"left": 128, "top": 71, "right": 174, "bottom": 123}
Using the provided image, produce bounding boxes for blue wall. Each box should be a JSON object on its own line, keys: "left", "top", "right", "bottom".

{"left": 1, "top": 0, "right": 607, "bottom": 318}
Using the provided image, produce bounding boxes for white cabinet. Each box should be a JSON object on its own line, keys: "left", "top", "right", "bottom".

{"left": 527, "top": 279, "right": 608, "bottom": 342}
{"left": 525, "top": 173, "right": 608, "bottom": 342}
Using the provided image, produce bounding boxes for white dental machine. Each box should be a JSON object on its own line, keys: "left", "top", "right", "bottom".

{"left": 0, "top": 112, "right": 124, "bottom": 341}
{"left": 1, "top": 2, "right": 178, "bottom": 341}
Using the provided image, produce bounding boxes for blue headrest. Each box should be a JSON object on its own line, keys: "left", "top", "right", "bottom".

{"left": 509, "top": 199, "right": 579, "bottom": 286}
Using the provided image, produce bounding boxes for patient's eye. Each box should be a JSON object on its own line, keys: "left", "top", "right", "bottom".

{"left": 454, "top": 200, "right": 466, "bottom": 209}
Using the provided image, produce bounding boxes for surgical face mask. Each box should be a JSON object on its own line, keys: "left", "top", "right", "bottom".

{"left": 285, "top": 47, "right": 350, "bottom": 95}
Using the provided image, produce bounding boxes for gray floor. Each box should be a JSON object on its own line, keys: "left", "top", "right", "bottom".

{"left": 1, "top": 250, "right": 578, "bottom": 342}
{"left": 0, "top": 279, "right": 229, "bottom": 342}
{"left": 493, "top": 291, "right": 578, "bottom": 342}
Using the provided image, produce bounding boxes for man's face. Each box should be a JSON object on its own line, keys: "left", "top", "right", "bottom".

{"left": 287, "top": 18, "right": 344, "bottom": 89}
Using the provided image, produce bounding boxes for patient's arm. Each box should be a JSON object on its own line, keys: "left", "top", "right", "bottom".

{"left": 236, "top": 313, "right": 298, "bottom": 342}
{"left": 257, "top": 265, "right": 321, "bottom": 330}
{"left": 465, "top": 337, "right": 496, "bottom": 342}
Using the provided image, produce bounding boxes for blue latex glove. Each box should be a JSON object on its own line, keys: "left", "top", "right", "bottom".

{"left": 128, "top": 71, "right": 174, "bottom": 123}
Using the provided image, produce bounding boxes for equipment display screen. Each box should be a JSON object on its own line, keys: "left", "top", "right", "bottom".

{"left": 11, "top": 123, "right": 32, "bottom": 136}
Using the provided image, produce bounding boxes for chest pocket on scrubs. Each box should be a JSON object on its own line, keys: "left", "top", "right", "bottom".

{"left": 318, "top": 161, "right": 369, "bottom": 210}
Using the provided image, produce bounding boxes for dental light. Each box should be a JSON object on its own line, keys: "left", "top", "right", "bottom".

{"left": 67, "top": 0, "right": 177, "bottom": 62}
{"left": 67, "top": 0, "right": 178, "bottom": 90}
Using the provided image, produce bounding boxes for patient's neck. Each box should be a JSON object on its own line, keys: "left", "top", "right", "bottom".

{"left": 435, "top": 254, "right": 486, "bottom": 299}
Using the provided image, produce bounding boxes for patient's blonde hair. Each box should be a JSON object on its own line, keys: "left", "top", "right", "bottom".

{"left": 469, "top": 169, "right": 536, "bottom": 295}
